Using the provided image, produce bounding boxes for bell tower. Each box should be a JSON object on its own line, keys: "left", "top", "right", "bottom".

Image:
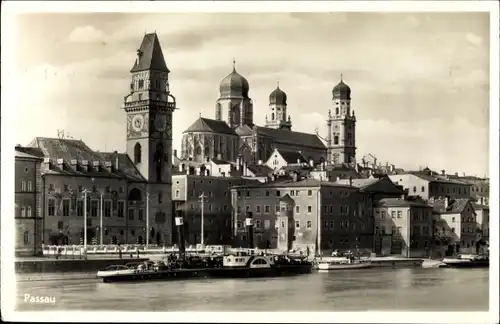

{"left": 327, "top": 75, "right": 356, "bottom": 165}
{"left": 265, "top": 81, "right": 292, "bottom": 130}
{"left": 124, "top": 33, "right": 177, "bottom": 245}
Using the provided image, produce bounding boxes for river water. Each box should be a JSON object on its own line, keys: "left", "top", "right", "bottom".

{"left": 15, "top": 268, "right": 488, "bottom": 312}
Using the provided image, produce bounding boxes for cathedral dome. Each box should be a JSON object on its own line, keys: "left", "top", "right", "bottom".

{"left": 269, "top": 82, "right": 287, "bottom": 105}
{"left": 219, "top": 62, "right": 249, "bottom": 98}
{"left": 332, "top": 77, "right": 351, "bottom": 100}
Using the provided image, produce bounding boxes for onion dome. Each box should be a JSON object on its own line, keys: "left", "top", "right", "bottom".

{"left": 219, "top": 60, "right": 249, "bottom": 98}
{"left": 269, "top": 81, "right": 287, "bottom": 105}
{"left": 332, "top": 74, "right": 351, "bottom": 100}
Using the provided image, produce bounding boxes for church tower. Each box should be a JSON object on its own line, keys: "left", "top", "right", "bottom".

{"left": 215, "top": 60, "right": 254, "bottom": 128}
{"left": 265, "top": 82, "right": 292, "bottom": 130}
{"left": 124, "top": 33, "right": 177, "bottom": 244}
{"left": 327, "top": 76, "right": 356, "bottom": 165}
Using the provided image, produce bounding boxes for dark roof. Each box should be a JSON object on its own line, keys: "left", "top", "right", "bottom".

{"left": 211, "top": 159, "right": 231, "bottom": 165}
{"left": 376, "top": 197, "right": 430, "bottom": 208}
{"left": 184, "top": 117, "right": 237, "bottom": 135}
{"left": 432, "top": 198, "right": 473, "bottom": 214}
{"left": 246, "top": 164, "right": 273, "bottom": 177}
{"left": 231, "top": 178, "right": 355, "bottom": 190}
{"left": 130, "top": 33, "right": 169, "bottom": 73}
{"left": 27, "top": 137, "right": 144, "bottom": 181}
{"left": 15, "top": 146, "right": 44, "bottom": 159}
{"left": 277, "top": 150, "right": 308, "bottom": 164}
{"left": 235, "top": 124, "right": 254, "bottom": 136}
{"left": 269, "top": 84, "right": 287, "bottom": 105}
{"left": 279, "top": 193, "right": 294, "bottom": 204}
{"left": 332, "top": 79, "right": 351, "bottom": 100}
{"left": 471, "top": 203, "right": 489, "bottom": 211}
{"left": 219, "top": 64, "right": 249, "bottom": 98}
{"left": 256, "top": 126, "right": 326, "bottom": 150}
{"left": 335, "top": 178, "right": 378, "bottom": 188}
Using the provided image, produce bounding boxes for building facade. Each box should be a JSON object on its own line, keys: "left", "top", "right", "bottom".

{"left": 15, "top": 147, "right": 44, "bottom": 255}
{"left": 374, "top": 197, "right": 433, "bottom": 257}
{"left": 389, "top": 171, "right": 472, "bottom": 201}
{"left": 230, "top": 177, "right": 374, "bottom": 256}
{"left": 19, "top": 33, "right": 178, "bottom": 246}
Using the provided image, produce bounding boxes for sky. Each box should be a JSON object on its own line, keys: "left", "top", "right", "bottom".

{"left": 12, "top": 12, "right": 491, "bottom": 177}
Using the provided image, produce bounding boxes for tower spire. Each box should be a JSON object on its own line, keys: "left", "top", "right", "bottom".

{"left": 277, "top": 81, "right": 280, "bottom": 89}
{"left": 232, "top": 58, "right": 236, "bottom": 72}
{"left": 340, "top": 73, "right": 343, "bottom": 82}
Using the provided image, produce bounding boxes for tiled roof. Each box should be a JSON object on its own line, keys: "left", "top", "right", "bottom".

{"left": 246, "top": 164, "right": 273, "bottom": 177}
{"left": 278, "top": 150, "right": 308, "bottom": 164}
{"left": 99, "top": 152, "right": 145, "bottom": 181}
{"left": 432, "top": 198, "right": 472, "bottom": 214}
{"left": 15, "top": 146, "right": 44, "bottom": 159}
{"left": 231, "top": 177, "right": 354, "bottom": 190}
{"left": 256, "top": 126, "right": 326, "bottom": 150}
{"left": 130, "top": 33, "right": 169, "bottom": 73}
{"left": 27, "top": 137, "right": 144, "bottom": 181}
{"left": 376, "top": 197, "right": 430, "bottom": 208}
{"left": 184, "top": 117, "right": 238, "bottom": 135}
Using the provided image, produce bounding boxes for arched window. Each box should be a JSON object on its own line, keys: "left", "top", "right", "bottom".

{"left": 421, "top": 186, "right": 425, "bottom": 192}
{"left": 413, "top": 186, "right": 417, "bottom": 193}
{"left": 333, "top": 135, "right": 339, "bottom": 145}
{"left": 24, "top": 231, "right": 29, "bottom": 245}
{"left": 158, "top": 191, "right": 163, "bottom": 204}
{"left": 27, "top": 206, "right": 32, "bottom": 217}
{"left": 128, "top": 188, "right": 143, "bottom": 201}
{"left": 21, "top": 206, "right": 26, "bottom": 217}
{"left": 271, "top": 113, "right": 275, "bottom": 120}
{"left": 134, "top": 143, "right": 142, "bottom": 164}
{"left": 335, "top": 107, "right": 339, "bottom": 115}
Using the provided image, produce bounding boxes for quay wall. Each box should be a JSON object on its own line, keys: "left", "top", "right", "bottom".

{"left": 15, "top": 258, "right": 150, "bottom": 274}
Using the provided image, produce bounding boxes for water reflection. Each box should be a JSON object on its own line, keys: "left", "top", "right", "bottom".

{"left": 16, "top": 268, "right": 489, "bottom": 312}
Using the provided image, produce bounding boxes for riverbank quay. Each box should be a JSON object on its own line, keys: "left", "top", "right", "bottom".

{"left": 314, "top": 256, "right": 426, "bottom": 268}
{"left": 15, "top": 256, "right": 150, "bottom": 274}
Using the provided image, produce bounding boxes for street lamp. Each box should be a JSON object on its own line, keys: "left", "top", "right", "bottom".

{"left": 199, "top": 192, "right": 208, "bottom": 246}
{"left": 81, "top": 188, "right": 91, "bottom": 254}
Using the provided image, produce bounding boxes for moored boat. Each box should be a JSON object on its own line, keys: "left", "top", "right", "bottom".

{"left": 96, "top": 265, "right": 136, "bottom": 278}
{"left": 97, "top": 251, "right": 312, "bottom": 283}
{"left": 316, "top": 257, "right": 372, "bottom": 271}
{"left": 441, "top": 254, "right": 489, "bottom": 268}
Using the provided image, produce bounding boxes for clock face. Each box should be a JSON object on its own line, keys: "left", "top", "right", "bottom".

{"left": 154, "top": 114, "right": 167, "bottom": 132}
{"left": 132, "top": 114, "right": 144, "bottom": 132}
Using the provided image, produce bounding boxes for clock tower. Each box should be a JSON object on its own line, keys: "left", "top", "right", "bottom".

{"left": 124, "top": 33, "right": 177, "bottom": 245}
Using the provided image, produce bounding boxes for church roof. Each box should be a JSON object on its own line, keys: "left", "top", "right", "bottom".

{"left": 277, "top": 150, "right": 308, "bottom": 164}
{"left": 184, "top": 117, "right": 237, "bottom": 135}
{"left": 256, "top": 126, "right": 326, "bottom": 150}
{"left": 130, "top": 33, "right": 170, "bottom": 73}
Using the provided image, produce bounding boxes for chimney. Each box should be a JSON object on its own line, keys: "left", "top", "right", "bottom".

{"left": 217, "top": 153, "right": 222, "bottom": 160}
{"left": 444, "top": 197, "right": 449, "bottom": 209}
{"left": 92, "top": 160, "right": 100, "bottom": 171}
{"left": 43, "top": 157, "right": 51, "bottom": 171}
{"left": 186, "top": 166, "right": 190, "bottom": 175}
{"left": 173, "top": 149, "right": 177, "bottom": 158}
{"left": 390, "top": 164, "right": 395, "bottom": 172}
{"left": 297, "top": 158, "right": 301, "bottom": 165}
{"left": 104, "top": 161, "right": 112, "bottom": 172}
{"left": 292, "top": 172, "right": 298, "bottom": 182}
{"left": 309, "top": 159, "right": 314, "bottom": 167}
{"left": 179, "top": 164, "right": 183, "bottom": 172}
{"left": 70, "top": 159, "right": 78, "bottom": 171}
{"left": 81, "top": 160, "right": 89, "bottom": 172}
{"left": 271, "top": 174, "right": 276, "bottom": 182}
{"left": 258, "top": 160, "right": 263, "bottom": 165}
{"left": 441, "top": 169, "right": 446, "bottom": 176}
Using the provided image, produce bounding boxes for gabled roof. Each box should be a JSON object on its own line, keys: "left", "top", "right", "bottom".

{"left": 256, "top": 126, "right": 326, "bottom": 150}
{"left": 246, "top": 164, "right": 273, "bottom": 177}
{"left": 99, "top": 152, "right": 145, "bottom": 181}
{"left": 183, "top": 117, "right": 237, "bottom": 135}
{"left": 130, "top": 33, "right": 169, "bottom": 73}
{"left": 432, "top": 198, "right": 474, "bottom": 214}
{"left": 279, "top": 193, "right": 295, "bottom": 204}
{"left": 277, "top": 150, "right": 307, "bottom": 164}
{"left": 28, "top": 137, "right": 102, "bottom": 162}
{"left": 408, "top": 172, "right": 470, "bottom": 185}
{"left": 235, "top": 124, "right": 254, "bottom": 136}
{"left": 335, "top": 177, "right": 405, "bottom": 195}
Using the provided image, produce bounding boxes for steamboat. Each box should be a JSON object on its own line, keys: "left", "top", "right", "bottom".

{"left": 441, "top": 253, "right": 489, "bottom": 268}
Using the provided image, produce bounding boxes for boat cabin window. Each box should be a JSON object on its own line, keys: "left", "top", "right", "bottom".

{"left": 253, "top": 258, "right": 268, "bottom": 265}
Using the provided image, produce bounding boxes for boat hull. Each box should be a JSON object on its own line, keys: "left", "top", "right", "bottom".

{"left": 441, "top": 260, "right": 489, "bottom": 268}
{"left": 99, "top": 264, "right": 312, "bottom": 283}
{"left": 317, "top": 262, "right": 372, "bottom": 271}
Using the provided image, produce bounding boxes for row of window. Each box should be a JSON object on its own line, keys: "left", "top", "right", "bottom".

{"left": 179, "top": 190, "right": 228, "bottom": 199}
{"left": 235, "top": 189, "right": 353, "bottom": 199}
{"left": 47, "top": 199, "right": 145, "bottom": 221}
{"left": 451, "top": 216, "right": 475, "bottom": 223}
{"left": 48, "top": 184, "right": 126, "bottom": 194}
{"left": 20, "top": 181, "right": 34, "bottom": 192}
{"left": 235, "top": 219, "right": 366, "bottom": 231}
{"left": 18, "top": 206, "right": 33, "bottom": 217}
{"left": 188, "top": 203, "right": 229, "bottom": 212}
